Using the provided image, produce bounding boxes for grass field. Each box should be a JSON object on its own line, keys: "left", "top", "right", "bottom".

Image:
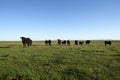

{"left": 0, "top": 41, "right": 120, "bottom": 80}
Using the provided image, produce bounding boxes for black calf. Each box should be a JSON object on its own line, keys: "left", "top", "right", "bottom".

{"left": 57, "top": 39, "right": 61, "bottom": 45}
{"left": 67, "top": 40, "right": 70, "bottom": 45}
{"left": 75, "top": 40, "right": 78, "bottom": 45}
{"left": 62, "top": 40, "right": 67, "bottom": 45}
{"left": 86, "top": 40, "right": 90, "bottom": 44}
{"left": 79, "top": 41, "right": 84, "bottom": 45}
{"left": 45, "top": 40, "right": 52, "bottom": 45}
{"left": 105, "top": 41, "right": 111, "bottom": 46}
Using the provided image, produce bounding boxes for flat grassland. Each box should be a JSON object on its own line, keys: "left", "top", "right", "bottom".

{"left": 0, "top": 41, "right": 120, "bottom": 80}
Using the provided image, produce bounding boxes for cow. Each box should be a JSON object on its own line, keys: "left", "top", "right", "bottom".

{"left": 20, "top": 37, "right": 32, "bottom": 47}
{"left": 79, "top": 41, "right": 84, "bottom": 45}
{"left": 86, "top": 40, "right": 90, "bottom": 44}
{"left": 45, "top": 40, "right": 52, "bottom": 45}
{"left": 105, "top": 41, "right": 112, "bottom": 46}
{"left": 62, "top": 40, "right": 67, "bottom": 45}
{"left": 57, "top": 39, "right": 61, "bottom": 45}
{"left": 48, "top": 40, "right": 51, "bottom": 45}
{"left": 67, "top": 40, "right": 70, "bottom": 45}
{"left": 45, "top": 40, "right": 48, "bottom": 45}
{"left": 75, "top": 40, "right": 78, "bottom": 45}
{"left": 27, "top": 38, "right": 32, "bottom": 46}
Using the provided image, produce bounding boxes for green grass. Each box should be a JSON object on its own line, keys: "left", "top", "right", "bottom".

{"left": 0, "top": 41, "right": 120, "bottom": 80}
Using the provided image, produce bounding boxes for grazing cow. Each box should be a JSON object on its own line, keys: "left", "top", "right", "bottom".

{"left": 62, "top": 40, "right": 67, "bottom": 45}
{"left": 67, "top": 40, "right": 70, "bottom": 45}
{"left": 86, "top": 40, "right": 90, "bottom": 44}
{"left": 20, "top": 37, "right": 32, "bottom": 47}
{"left": 105, "top": 41, "right": 112, "bottom": 46}
{"left": 57, "top": 39, "right": 61, "bottom": 45}
{"left": 75, "top": 40, "right": 78, "bottom": 45}
{"left": 45, "top": 40, "right": 52, "bottom": 45}
{"left": 79, "top": 41, "right": 84, "bottom": 45}
{"left": 48, "top": 40, "right": 51, "bottom": 45}
{"left": 27, "top": 38, "right": 32, "bottom": 46}
{"left": 45, "top": 40, "right": 48, "bottom": 45}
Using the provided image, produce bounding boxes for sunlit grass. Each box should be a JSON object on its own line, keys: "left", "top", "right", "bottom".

{"left": 0, "top": 41, "right": 120, "bottom": 80}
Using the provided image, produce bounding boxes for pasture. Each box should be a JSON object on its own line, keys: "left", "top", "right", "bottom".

{"left": 0, "top": 41, "right": 120, "bottom": 80}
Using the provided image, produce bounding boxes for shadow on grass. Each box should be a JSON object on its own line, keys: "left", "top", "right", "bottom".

{"left": 81, "top": 50, "right": 104, "bottom": 53}
{"left": 0, "top": 46, "right": 10, "bottom": 48}
{"left": 111, "top": 53, "right": 120, "bottom": 56}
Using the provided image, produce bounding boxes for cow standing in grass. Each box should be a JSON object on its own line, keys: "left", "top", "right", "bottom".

{"left": 48, "top": 40, "right": 52, "bottom": 45}
{"left": 67, "top": 40, "right": 70, "bottom": 45}
{"left": 62, "top": 40, "right": 67, "bottom": 45}
{"left": 105, "top": 41, "right": 112, "bottom": 46}
{"left": 86, "top": 40, "right": 90, "bottom": 44}
{"left": 45, "top": 40, "right": 52, "bottom": 45}
{"left": 27, "top": 38, "right": 32, "bottom": 46}
{"left": 57, "top": 39, "right": 61, "bottom": 45}
{"left": 75, "top": 40, "right": 78, "bottom": 45}
{"left": 20, "top": 37, "right": 32, "bottom": 47}
{"left": 79, "top": 41, "right": 84, "bottom": 45}
{"left": 45, "top": 40, "right": 48, "bottom": 45}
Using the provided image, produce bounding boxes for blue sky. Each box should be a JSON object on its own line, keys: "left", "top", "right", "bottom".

{"left": 0, "top": 0, "right": 120, "bottom": 41}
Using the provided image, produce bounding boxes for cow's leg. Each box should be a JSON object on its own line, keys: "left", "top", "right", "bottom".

{"left": 27, "top": 43, "right": 30, "bottom": 47}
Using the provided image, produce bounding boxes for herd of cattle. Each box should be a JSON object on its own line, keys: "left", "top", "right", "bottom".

{"left": 20, "top": 37, "right": 112, "bottom": 47}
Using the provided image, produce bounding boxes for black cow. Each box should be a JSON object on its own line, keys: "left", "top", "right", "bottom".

{"left": 79, "top": 41, "right": 84, "bottom": 45}
{"left": 86, "top": 40, "right": 90, "bottom": 44}
{"left": 105, "top": 41, "right": 112, "bottom": 46}
{"left": 27, "top": 38, "right": 32, "bottom": 46}
{"left": 48, "top": 40, "right": 51, "bottom": 45}
{"left": 75, "top": 40, "right": 78, "bottom": 45}
{"left": 57, "top": 39, "right": 61, "bottom": 45}
{"left": 62, "top": 40, "right": 67, "bottom": 45}
{"left": 67, "top": 40, "right": 70, "bottom": 45}
{"left": 20, "top": 37, "right": 32, "bottom": 47}
{"left": 45, "top": 40, "right": 48, "bottom": 45}
{"left": 45, "top": 40, "right": 52, "bottom": 45}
